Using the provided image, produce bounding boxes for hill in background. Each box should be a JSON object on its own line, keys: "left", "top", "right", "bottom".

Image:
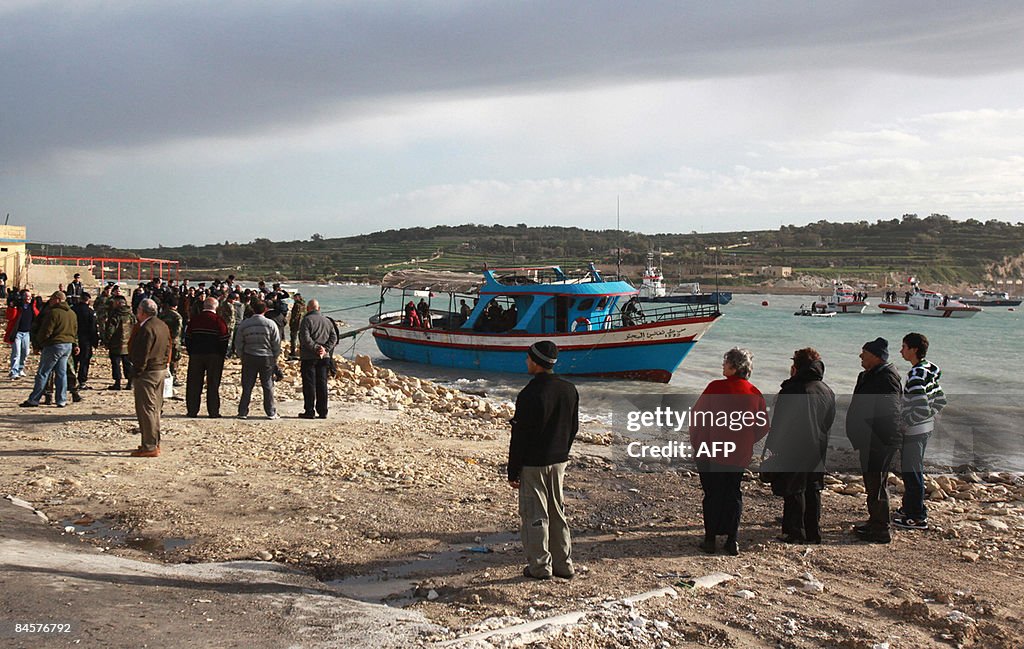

{"left": 30, "top": 214, "right": 1024, "bottom": 288}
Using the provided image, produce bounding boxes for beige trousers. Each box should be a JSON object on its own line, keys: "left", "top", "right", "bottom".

{"left": 133, "top": 368, "right": 165, "bottom": 451}
{"left": 519, "top": 462, "right": 573, "bottom": 578}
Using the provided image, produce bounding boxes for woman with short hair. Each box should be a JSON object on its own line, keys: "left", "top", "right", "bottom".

{"left": 689, "top": 348, "right": 769, "bottom": 555}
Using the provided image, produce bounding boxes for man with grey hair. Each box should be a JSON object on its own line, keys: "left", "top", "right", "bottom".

{"left": 298, "top": 298, "right": 338, "bottom": 419}
{"left": 128, "top": 298, "right": 171, "bottom": 457}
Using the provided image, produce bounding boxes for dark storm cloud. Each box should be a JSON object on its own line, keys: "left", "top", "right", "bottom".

{"left": 3, "top": 1, "right": 1024, "bottom": 166}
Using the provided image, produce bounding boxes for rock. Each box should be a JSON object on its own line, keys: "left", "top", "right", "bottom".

{"left": 841, "top": 484, "right": 866, "bottom": 496}
{"left": 733, "top": 589, "right": 756, "bottom": 599}
{"left": 29, "top": 476, "right": 57, "bottom": 490}
{"left": 354, "top": 354, "right": 375, "bottom": 376}
{"left": 982, "top": 518, "right": 1009, "bottom": 531}
{"left": 427, "top": 589, "right": 439, "bottom": 601}
{"left": 256, "top": 550, "right": 273, "bottom": 561}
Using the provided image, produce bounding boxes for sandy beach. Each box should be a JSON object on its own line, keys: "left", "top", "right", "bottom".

{"left": 2, "top": 347, "right": 1024, "bottom": 648}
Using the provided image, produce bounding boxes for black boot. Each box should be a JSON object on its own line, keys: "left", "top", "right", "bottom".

{"left": 699, "top": 534, "right": 716, "bottom": 554}
{"left": 724, "top": 536, "right": 739, "bottom": 556}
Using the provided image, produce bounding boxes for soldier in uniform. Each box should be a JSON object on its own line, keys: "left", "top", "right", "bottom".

{"left": 158, "top": 295, "right": 184, "bottom": 387}
{"left": 217, "top": 293, "right": 237, "bottom": 358}
{"left": 103, "top": 294, "right": 136, "bottom": 390}
{"left": 288, "top": 292, "right": 305, "bottom": 359}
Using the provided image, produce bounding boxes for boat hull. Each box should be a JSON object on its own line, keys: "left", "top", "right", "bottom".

{"left": 877, "top": 302, "right": 981, "bottom": 318}
{"left": 810, "top": 301, "right": 867, "bottom": 314}
{"left": 961, "top": 299, "right": 1022, "bottom": 307}
{"left": 372, "top": 316, "right": 719, "bottom": 383}
{"left": 638, "top": 292, "right": 732, "bottom": 305}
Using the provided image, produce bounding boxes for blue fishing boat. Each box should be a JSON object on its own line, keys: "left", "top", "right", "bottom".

{"left": 370, "top": 265, "right": 721, "bottom": 383}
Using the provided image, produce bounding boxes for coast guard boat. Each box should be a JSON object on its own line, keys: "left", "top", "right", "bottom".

{"left": 636, "top": 252, "right": 732, "bottom": 306}
{"left": 370, "top": 265, "right": 722, "bottom": 383}
{"left": 878, "top": 281, "right": 981, "bottom": 318}
{"left": 960, "top": 289, "right": 1022, "bottom": 307}
{"left": 810, "top": 281, "right": 868, "bottom": 314}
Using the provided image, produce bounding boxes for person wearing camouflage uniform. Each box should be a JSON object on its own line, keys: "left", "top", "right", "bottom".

{"left": 217, "top": 294, "right": 237, "bottom": 358}
{"left": 103, "top": 294, "right": 135, "bottom": 390}
{"left": 288, "top": 292, "right": 305, "bottom": 359}
{"left": 158, "top": 295, "right": 184, "bottom": 387}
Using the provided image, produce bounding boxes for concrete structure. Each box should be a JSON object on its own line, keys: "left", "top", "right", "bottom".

{"left": 0, "top": 225, "right": 29, "bottom": 290}
{"left": 758, "top": 265, "right": 793, "bottom": 278}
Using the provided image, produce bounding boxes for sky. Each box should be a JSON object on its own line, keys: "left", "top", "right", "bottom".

{"left": 4, "top": 1, "right": 1024, "bottom": 248}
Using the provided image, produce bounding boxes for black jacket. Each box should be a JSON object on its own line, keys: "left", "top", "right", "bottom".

{"left": 846, "top": 362, "right": 902, "bottom": 451}
{"left": 71, "top": 302, "right": 100, "bottom": 347}
{"left": 765, "top": 360, "right": 836, "bottom": 495}
{"left": 508, "top": 372, "right": 579, "bottom": 481}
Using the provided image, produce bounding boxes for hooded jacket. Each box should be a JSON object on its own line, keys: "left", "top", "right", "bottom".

{"left": 104, "top": 303, "right": 136, "bottom": 356}
{"left": 32, "top": 301, "right": 78, "bottom": 347}
{"left": 765, "top": 360, "right": 836, "bottom": 494}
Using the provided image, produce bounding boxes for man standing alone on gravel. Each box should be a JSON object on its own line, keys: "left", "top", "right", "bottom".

{"left": 127, "top": 298, "right": 170, "bottom": 457}
{"left": 508, "top": 341, "right": 579, "bottom": 580}
{"left": 298, "top": 299, "right": 337, "bottom": 419}
{"left": 235, "top": 300, "right": 281, "bottom": 420}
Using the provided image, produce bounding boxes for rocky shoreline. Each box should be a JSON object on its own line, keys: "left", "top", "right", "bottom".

{"left": 2, "top": 347, "right": 1023, "bottom": 647}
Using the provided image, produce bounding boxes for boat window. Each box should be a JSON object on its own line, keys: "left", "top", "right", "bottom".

{"left": 596, "top": 297, "right": 608, "bottom": 309}
{"left": 577, "top": 298, "right": 595, "bottom": 311}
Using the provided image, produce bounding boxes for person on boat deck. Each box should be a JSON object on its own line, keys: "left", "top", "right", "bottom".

{"left": 622, "top": 296, "right": 643, "bottom": 327}
{"left": 501, "top": 303, "right": 518, "bottom": 331}
{"left": 459, "top": 299, "right": 472, "bottom": 325}
{"left": 403, "top": 301, "right": 421, "bottom": 328}
{"left": 416, "top": 298, "right": 431, "bottom": 329}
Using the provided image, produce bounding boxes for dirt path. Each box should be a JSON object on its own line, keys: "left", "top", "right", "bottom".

{"left": 2, "top": 351, "right": 1023, "bottom": 647}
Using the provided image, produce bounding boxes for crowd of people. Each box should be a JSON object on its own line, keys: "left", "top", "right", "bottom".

{"left": 6, "top": 274, "right": 340, "bottom": 456}
{"left": 687, "top": 334, "right": 945, "bottom": 555}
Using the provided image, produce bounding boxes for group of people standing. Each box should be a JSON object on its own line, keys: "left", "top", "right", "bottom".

{"left": 689, "top": 333, "right": 945, "bottom": 554}
{"left": 7, "top": 274, "right": 340, "bottom": 457}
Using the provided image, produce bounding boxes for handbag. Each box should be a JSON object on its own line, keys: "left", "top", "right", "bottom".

{"left": 162, "top": 369, "right": 174, "bottom": 398}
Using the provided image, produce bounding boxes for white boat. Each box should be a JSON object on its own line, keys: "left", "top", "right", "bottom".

{"left": 878, "top": 283, "right": 981, "bottom": 318}
{"left": 636, "top": 252, "right": 731, "bottom": 305}
{"left": 811, "top": 281, "right": 868, "bottom": 314}
{"left": 794, "top": 305, "right": 836, "bottom": 318}
{"left": 960, "top": 290, "right": 1022, "bottom": 307}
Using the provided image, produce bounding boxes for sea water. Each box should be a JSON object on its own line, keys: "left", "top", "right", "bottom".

{"left": 296, "top": 284, "right": 1024, "bottom": 471}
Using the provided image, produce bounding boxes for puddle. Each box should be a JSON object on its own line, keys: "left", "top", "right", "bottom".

{"left": 329, "top": 531, "right": 517, "bottom": 604}
{"left": 60, "top": 517, "right": 194, "bottom": 554}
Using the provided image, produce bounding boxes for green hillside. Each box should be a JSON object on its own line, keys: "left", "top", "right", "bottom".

{"left": 29, "top": 215, "right": 1024, "bottom": 285}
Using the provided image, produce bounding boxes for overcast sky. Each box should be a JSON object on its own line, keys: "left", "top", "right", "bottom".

{"left": 5, "top": 1, "right": 1024, "bottom": 248}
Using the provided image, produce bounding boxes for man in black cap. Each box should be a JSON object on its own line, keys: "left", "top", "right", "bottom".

{"left": 508, "top": 341, "right": 579, "bottom": 580}
{"left": 845, "top": 337, "right": 902, "bottom": 543}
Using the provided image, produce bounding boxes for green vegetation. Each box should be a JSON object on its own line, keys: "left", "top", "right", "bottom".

{"left": 29, "top": 215, "right": 1024, "bottom": 284}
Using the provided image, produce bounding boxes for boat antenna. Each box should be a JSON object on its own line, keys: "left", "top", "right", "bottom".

{"left": 616, "top": 196, "right": 621, "bottom": 280}
{"left": 714, "top": 247, "right": 721, "bottom": 314}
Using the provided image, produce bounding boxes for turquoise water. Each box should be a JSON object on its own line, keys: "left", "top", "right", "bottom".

{"left": 290, "top": 283, "right": 1023, "bottom": 470}
{"left": 297, "top": 284, "right": 1021, "bottom": 398}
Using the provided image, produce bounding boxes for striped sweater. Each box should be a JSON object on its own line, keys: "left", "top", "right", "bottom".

{"left": 902, "top": 360, "right": 947, "bottom": 434}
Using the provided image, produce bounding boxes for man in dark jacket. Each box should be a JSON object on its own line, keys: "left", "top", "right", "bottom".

{"left": 297, "top": 299, "right": 338, "bottom": 419}
{"left": 508, "top": 341, "right": 579, "bottom": 580}
{"left": 71, "top": 292, "right": 100, "bottom": 390}
{"left": 845, "top": 337, "right": 903, "bottom": 543}
{"left": 765, "top": 348, "right": 836, "bottom": 544}
{"left": 184, "top": 297, "right": 229, "bottom": 418}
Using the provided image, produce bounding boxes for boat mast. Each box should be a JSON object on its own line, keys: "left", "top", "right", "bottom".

{"left": 616, "top": 196, "right": 621, "bottom": 280}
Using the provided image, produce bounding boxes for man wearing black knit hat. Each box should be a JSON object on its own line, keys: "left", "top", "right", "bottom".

{"left": 508, "top": 341, "right": 579, "bottom": 580}
{"left": 846, "top": 337, "right": 903, "bottom": 543}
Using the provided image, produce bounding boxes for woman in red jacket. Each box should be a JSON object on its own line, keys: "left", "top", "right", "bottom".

{"left": 689, "top": 348, "right": 769, "bottom": 556}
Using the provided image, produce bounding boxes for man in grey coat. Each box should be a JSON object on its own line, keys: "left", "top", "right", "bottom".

{"left": 298, "top": 299, "right": 338, "bottom": 419}
{"left": 234, "top": 300, "right": 281, "bottom": 419}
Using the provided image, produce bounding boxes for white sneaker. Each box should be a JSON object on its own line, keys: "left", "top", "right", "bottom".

{"left": 267, "top": 413, "right": 280, "bottom": 420}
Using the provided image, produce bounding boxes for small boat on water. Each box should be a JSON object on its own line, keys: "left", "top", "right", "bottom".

{"left": 878, "top": 282, "right": 981, "bottom": 318}
{"left": 960, "top": 289, "right": 1022, "bottom": 307}
{"left": 794, "top": 305, "right": 836, "bottom": 318}
{"left": 636, "top": 252, "right": 732, "bottom": 306}
{"left": 370, "top": 265, "right": 722, "bottom": 383}
{"left": 811, "top": 281, "right": 868, "bottom": 314}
